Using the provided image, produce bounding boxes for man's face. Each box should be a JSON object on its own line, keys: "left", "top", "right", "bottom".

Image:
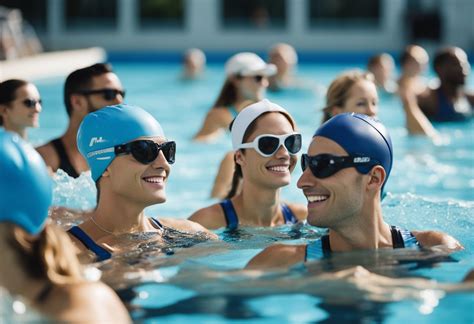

{"left": 84, "top": 72, "right": 124, "bottom": 113}
{"left": 297, "top": 137, "right": 366, "bottom": 229}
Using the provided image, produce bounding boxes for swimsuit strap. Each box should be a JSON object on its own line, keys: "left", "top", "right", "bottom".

{"left": 35, "top": 282, "right": 54, "bottom": 303}
{"left": 220, "top": 199, "right": 239, "bottom": 230}
{"left": 305, "top": 234, "right": 331, "bottom": 261}
{"left": 281, "top": 203, "right": 298, "bottom": 224}
{"left": 390, "top": 225, "right": 420, "bottom": 248}
{"left": 68, "top": 226, "right": 112, "bottom": 261}
{"left": 51, "top": 138, "right": 80, "bottom": 178}
{"left": 150, "top": 217, "right": 164, "bottom": 230}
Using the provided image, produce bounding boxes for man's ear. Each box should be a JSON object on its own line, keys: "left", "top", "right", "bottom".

{"left": 69, "top": 94, "right": 86, "bottom": 115}
{"left": 367, "top": 165, "right": 386, "bottom": 191}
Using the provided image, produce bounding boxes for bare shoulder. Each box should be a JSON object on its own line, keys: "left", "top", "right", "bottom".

{"left": 285, "top": 202, "right": 307, "bottom": 222}
{"left": 246, "top": 244, "right": 306, "bottom": 269}
{"left": 56, "top": 282, "right": 130, "bottom": 323}
{"left": 36, "top": 141, "right": 59, "bottom": 171}
{"left": 188, "top": 203, "right": 227, "bottom": 230}
{"left": 159, "top": 216, "right": 219, "bottom": 239}
{"left": 413, "top": 230, "right": 464, "bottom": 250}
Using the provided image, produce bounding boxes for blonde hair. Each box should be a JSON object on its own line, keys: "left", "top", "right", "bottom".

{"left": 322, "top": 70, "right": 375, "bottom": 123}
{"left": 11, "top": 223, "right": 83, "bottom": 285}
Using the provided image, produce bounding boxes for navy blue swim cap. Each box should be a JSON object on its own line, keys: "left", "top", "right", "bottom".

{"left": 77, "top": 104, "right": 165, "bottom": 181}
{"left": 0, "top": 130, "right": 53, "bottom": 234}
{"left": 313, "top": 113, "right": 393, "bottom": 193}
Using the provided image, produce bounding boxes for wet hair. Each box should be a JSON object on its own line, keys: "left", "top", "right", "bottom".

{"left": 322, "top": 70, "right": 375, "bottom": 123}
{"left": 212, "top": 79, "right": 238, "bottom": 108}
{"left": 226, "top": 111, "right": 294, "bottom": 199}
{"left": 0, "top": 79, "right": 29, "bottom": 125}
{"left": 64, "top": 63, "right": 114, "bottom": 117}
{"left": 9, "top": 223, "right": 82, "bottom": 285}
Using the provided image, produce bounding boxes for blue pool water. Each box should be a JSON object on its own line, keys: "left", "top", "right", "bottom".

{"left": 30, "top": 61, "right": 474, "bottom": 323}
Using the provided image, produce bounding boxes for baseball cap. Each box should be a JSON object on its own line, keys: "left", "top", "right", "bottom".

{"left": 225, "top": 52, "right": 277, "bottom": 77}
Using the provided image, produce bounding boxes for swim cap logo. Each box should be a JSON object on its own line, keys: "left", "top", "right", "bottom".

{"left": 354, "top": 157, "right": 370, "bottom": 163}
{"left": 89, "top": 137, "right": 107, "bottom": 147}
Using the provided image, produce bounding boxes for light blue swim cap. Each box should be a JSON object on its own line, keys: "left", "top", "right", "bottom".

{"left": 314, "top": 113, "right": 393, "bottom": 194}
{"left": 0, "top": 130, "right": 53, "bottom": 235}
{"left": 77, "top": 104, "right": 165, "bottom": 181}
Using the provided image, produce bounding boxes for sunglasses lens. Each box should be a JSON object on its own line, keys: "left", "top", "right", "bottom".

{"left": 302, "top": 154, "right": 339, "bottom": 179}
{"left": 258, "top": 136, "right": 280, "bottom": 156}
{"left": 254, "top": 75, "right": 264, "bottom": 82}
{"left": 130, "top": 141, "right": 157, "bottom": 164}
{"left": 285, "top": 134, "right": 302, "bottom": 154}
{"left": 23, "top": 99, "right": 40, "bottom": 108}
{"left": 161, "top": 142, "right": 176, "bottom": 164}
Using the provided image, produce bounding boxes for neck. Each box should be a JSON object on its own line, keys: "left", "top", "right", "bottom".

{"left": 235, "top": 181, "right": 281, "bottom": 226}
{"left": 62, "top": 117, "right": 82, "bottom": 147}
{"left": 328, "top": 199, "right": 392, "bottom": 252}
{"left": 92, "top": 192, "right": 154, "bottom": 235}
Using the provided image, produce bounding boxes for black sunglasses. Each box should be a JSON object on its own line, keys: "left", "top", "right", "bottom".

{"left": 78, "top": 88, "right": 126, "bottom": 101}
{"left": 115, "top": 140, "right": 176, "bottom": 165}
{"left": 301, "top": 154, "right": 377, "bottom": 178}
{"left": 22, "top": 98, "right": 42, "bottom": 108}
{"left": 237, "top": 74, "right": 265, "bottom": 83}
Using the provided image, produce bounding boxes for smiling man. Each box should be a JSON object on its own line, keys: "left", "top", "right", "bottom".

{"left": 247, "top": 113, "right": 462, "bottom": 269}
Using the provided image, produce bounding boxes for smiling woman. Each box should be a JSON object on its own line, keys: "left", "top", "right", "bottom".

{"left": 64, "top": 104, "right": 216, "bottom": 262}
{"left": 189, "top": 99, "right": 307, "bottom": 230}
{"left": 0, "top": 79, "right": 42, "bottom": 140}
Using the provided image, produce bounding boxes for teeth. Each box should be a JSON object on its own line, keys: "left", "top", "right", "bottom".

{"left": 267, "top": 166, "right": 289, "bottom": 172}
{"left": 143, "top": 177, "right": 163, "bottom": 183}
{"left": 307, "top": 195, "right": 328, "bottom": 203}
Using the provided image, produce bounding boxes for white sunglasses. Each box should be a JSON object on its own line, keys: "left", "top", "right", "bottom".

{"left": 237, "top": 133, "right": 302, "bottom": 157}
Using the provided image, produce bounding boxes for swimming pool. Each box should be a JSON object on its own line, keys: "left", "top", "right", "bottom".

{"left": 30, "top": 61, "right": 474, "bottom": 323}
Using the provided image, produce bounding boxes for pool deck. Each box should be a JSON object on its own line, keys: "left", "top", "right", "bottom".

{"left": 0, "top": 47, "right": 106, "bottom": 81}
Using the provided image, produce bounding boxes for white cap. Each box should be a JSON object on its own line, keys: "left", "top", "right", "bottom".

{"left": 225, "top": 52, "right": 277, "bottom": 77}
{"left": 231, "top": 99, "right": 295, "bottom": 150}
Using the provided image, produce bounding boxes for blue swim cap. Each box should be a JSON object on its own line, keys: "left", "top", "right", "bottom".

{"left": 313, "top": 113, "right": 393, "bottom": 193}
{"left": 0, "top": 130, "right": 53, "bottom": 235}
{"left": 77, "top": 104, "right": 165, "bottom": 181}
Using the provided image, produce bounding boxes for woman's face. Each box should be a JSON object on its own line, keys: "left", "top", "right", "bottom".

{"left": 104, "top": 136, "right": 172, "bottom": 206}
{"left": 1, "top": 84, "right": 42, "bottom": 129}
{"left": 237, "top": 112, "right": 297, "bottom": 189}
{"left": 235, "top": 75, "right": 269, "bottom": 101}
{"left": 333, "top": 80, "right": 378, "bottom": 117}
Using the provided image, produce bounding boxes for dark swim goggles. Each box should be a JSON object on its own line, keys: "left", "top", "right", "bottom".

{"left": 115, "top": 140, "right": 176, "bottom": 164}
{"left": 237, "top": 133, "right": 302, "bottom": 157}
{"left": 78, "top": 88, "right": 126, "bottom": 101}
{"left": 301, "top": 154, "right": 377, "bottom": 178}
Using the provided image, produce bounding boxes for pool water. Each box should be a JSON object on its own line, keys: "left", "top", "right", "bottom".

{"left": 29, "top": 61, "right": 474, "bottom": 323}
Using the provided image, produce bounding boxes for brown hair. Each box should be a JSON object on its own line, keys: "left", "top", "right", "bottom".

{"left": 322, "top": 70, "right": 375, "bottom": 123}
{"left": 0, "top": 79, "right": 29, "bottom": 126}
{"left": 226, "top": 111, "right": 295, "bottom": 199}
{"left": 10, "top": 224, "right": 83, "bottom": 285}
{"left": 212, "top": 79, "right": 238, "bottom": 108}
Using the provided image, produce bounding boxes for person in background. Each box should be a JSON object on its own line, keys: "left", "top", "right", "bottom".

{"left": 181, "top": 48, "right": 206, "bottom": 80}
{"left": 36, "top": 63, "right": 125, "bottom": 178}
{"left": 367, "top": 53, "right": 398, "bottom": 94}
{"left": 247, "top": 113, "right": 462, "bottom": 269}
{"left": 67, "top": 104, "right": 216, "bottom": 262}
{"left": 0, "top": 79, "right": 42, "bottom": 140}
{"left": 193, "top": 52, "right": 276, "bottom": 142}
{"left": 412, "top": 46, "right": 473, "bottom": 122}
{"left": 268, "top": 43, "right": 299, "bottom": 91}
{"left": 398, "top": 44, "right": 430, "bottom": 97}
{"left": 190, "top": 100, "right": 307, "bottom": 230}
{"left": 0, "top": 130, "right": 130, "bottom": 323}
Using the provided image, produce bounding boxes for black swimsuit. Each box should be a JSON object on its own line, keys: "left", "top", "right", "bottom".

{"left": 51, "top": 138, "right": 80, "bottom": 178}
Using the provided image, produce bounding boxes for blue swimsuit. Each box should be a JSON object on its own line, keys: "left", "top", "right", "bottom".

{"left": 219, "top": 199, "right": 298, "bottom": 230}
{"left": 68, "top": 217, "right": 164, "bottom": 261}
{"left": 305, "top": 225, "right": 420, "bottom": 261}
{"left": 432, "top": 89, "right": 472, "bottom": 122}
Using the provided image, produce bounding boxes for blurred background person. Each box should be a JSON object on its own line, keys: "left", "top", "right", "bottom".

{"left": 36, "top": 63, "right": 124, "bottom": 178}
{"left": 398, "top": 44, "right": 430, "bottom": 97}
{"left": 367, "top": 53, "right": 398, "bottom": 95}
{"left": 267, "top": 43, "right": 298, "bottom": 91}
{"left": 193, "top": 52, "right": 276, "bottom": 142}
{"left": 181, "top": 48, "right": 206, "bottom": 80}
{"left": 0, "top": 79, "right": 42, "bottom": 140}
{"left": 0, "top": 131, "right": 130, "bottom": 323}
